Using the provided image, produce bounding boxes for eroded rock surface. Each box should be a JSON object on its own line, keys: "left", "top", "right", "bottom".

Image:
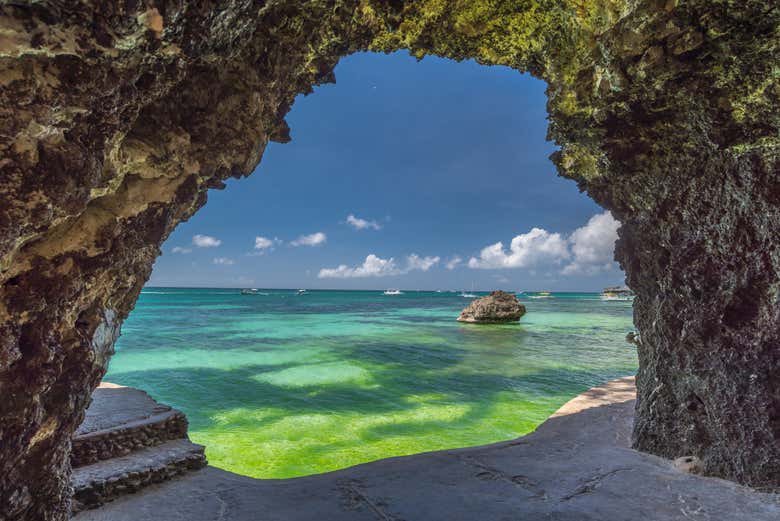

{"left": 1, "top": 1, "right": 779, "bottom": 519}
{"left": 457, "top": 291, "right": 526, "bottom": 323}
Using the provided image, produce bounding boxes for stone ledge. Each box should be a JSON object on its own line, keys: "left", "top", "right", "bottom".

{"left": 72, "top": 382, "right": 190, "bottom": 467}
{"left": 72, "top": 439, "right": 207, "bottom": 513}
{"left": 77, "top": 383, "right": 175, "bottom": 436}
{"left": 72, "top": 410, "right": 189, "bottom": 467}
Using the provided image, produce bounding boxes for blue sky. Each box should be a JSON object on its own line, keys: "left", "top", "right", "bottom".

{"left": 149, "top": 52, "right": 624, "bottom": 291}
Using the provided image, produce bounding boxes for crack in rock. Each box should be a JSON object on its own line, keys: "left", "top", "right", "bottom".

{"left": 561, "top": 468, "right": 634, "bottom": 501}
{"left": 461, "top": 456, "right": 547, "bottom": 500}
{"left": 337, "top": 479, "right": 404, "bottom": 521}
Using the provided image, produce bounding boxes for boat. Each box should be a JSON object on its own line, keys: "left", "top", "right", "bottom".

{"left": 529, "top": 291, "right": 553, "bottom": 299}
{"left": 383, "top": 289, "right": 403, "bottom": 295}
{"left": 601, "top": 286, "right": 634, "bottom": 301}
{"left": 297, "top": 289, "right": 308, "bottom": 295}
{"left": 240, "top": 288, "right": 259, "bottom": 295}
{"left": 460, "top": 282, "right": 478, "bottom": 298}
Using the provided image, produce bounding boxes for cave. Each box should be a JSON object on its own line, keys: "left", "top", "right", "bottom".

{"left": 1, "top": 1, "right": 779, "bottom": 519}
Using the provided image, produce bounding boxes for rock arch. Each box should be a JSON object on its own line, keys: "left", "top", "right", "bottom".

{"left": 1, "top": 1, "right": 778, "bottom": 518}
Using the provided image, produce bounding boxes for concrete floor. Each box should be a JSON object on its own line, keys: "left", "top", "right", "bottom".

{"left": 74, "top": 377, "right": 780, "bottom": 520}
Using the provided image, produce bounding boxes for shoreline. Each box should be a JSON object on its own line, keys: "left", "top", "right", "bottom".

{"left": 76, "top": 376, "right": 780, "bottom": 520}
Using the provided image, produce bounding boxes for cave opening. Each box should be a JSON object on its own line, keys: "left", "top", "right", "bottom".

{"left": 107, "top": 51, "right": 635, "bottom": 479}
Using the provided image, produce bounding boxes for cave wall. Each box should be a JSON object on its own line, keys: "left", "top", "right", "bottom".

{"left": 0, "top": 1, "right": 778, "bottom": 518}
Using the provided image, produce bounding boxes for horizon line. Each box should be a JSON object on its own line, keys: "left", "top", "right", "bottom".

{"left": 143, "top": 285, "right": 616, "bottom": 293}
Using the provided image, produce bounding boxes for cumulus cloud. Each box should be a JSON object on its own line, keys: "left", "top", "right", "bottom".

{"left": 291, "top": 232, "right": 327, "bottom": 247}
{"left": 346, "top": 214, "right": 382, "bottom": 231}
{"left": 318, "top": 254, "right": 400, "bottom": 279}
{"left": 562, "top": 212, "right": 620, "bottom": 275}
{"left": 467, "top": 212, "right": 620, "bottom": 276}
{"left": 318, "top": 253, "right": 441, "bottom": 279}
{"left": 254, "top": 236, "right": 276, "bottom": 250}
{"left": 246, "top": 236, "right": 280, "bottom": 257}
{"left": 406, "top": 254, "right": 440, "bottom": 272}
{"left": 171, "top": 246, "right": 192, "bottom": 254}
{"left": 193, "top": 234, "right": 221, "bottom": 248}
{"left": 468, "top": 228, "right": 569, "bottom": 269}
{"left": 445, "top": 256, "right": 463, "bottom": 270}
{"left": 213, "top": 257, "right": 235, "bottom": 265}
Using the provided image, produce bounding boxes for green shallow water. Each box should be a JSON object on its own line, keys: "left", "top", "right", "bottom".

{"left": 106, "top": 289, "right": 637, "bottom": 478}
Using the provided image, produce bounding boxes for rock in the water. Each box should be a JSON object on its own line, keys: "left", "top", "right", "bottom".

{"left": 457, "top": 291, "right": 526, "bottom": 324}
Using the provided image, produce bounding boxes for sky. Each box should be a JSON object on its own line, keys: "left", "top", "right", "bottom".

{"left": 148, "top": 51, "right": 625, "bottom": 291}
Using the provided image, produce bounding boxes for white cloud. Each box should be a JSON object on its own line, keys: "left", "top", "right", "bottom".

{"left": 445, "top": 256, "right": 463, "bottom": 270}
{"left": 562, "top": 212, "right": 620, "bottom": 275}
{"left": 318, "top": 254, "right": 400, "bottom": 279}
{"left": 171, "top": 246, "right": 192, "bottom": 254}
{"left": 466, "top": 212, "right": 620, "bottom": 277}
{"left": 346, "top": 214, "right": 382, "bottom": 231}
{"left": 468, "top": 228, "right": 569, "bottom": 269}
{"left": 291, "top": 232, "right": 327, "bottom": 247}
{"left": 193, "top": 234, "right": 221, "bottom": 248}
{"left": 247, "top": 236, "right": 281, "bottom": 257}
{"left": 318, "top": 252, "right": 441, "bottom": 279}
{"left": 213, "top": 257, "right": 235, "bottom": 265}
{"left": 254, "top": 236, "right": 277, "bottom": 250}
{"left": 406, "top": 254, "right": 440, "bottom": 272}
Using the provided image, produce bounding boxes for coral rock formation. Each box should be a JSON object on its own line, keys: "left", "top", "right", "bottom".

{"left": 1, "top": 1, "right": 779, "bottom": 519}
{"left": 457, "top": 291, "right": 526, "bottom": 323}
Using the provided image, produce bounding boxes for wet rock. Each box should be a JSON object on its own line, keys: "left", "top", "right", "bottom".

{"left": 457, "top": 291, "right": 526, "bottom": 324}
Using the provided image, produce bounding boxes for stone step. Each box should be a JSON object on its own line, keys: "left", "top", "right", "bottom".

{"left": 71, "top": 439, "right": 207, "bottom": 513}
{"left": 73, "top": 383, "right": 189, "bottom": 467}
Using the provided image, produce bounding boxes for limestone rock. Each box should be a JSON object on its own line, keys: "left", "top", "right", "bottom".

{"left": 457, "top": 291, "right": 526, "bottom": 324}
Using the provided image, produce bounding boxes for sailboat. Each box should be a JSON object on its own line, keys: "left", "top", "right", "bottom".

{"left": 460, "top": 282, "right": 478, "bottom": 298}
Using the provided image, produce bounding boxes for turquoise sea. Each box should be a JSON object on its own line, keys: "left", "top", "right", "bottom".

{"left": 106, "top": 288, "right": 637, "bottom": 478}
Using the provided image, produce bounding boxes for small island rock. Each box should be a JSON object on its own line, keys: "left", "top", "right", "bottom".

{"left": 457, "top": 291, "right": 526, "bottom": 323}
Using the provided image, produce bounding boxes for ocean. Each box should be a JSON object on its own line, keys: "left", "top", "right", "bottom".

{"left": 105, "top": 288, "right": 637, "bottom": 478}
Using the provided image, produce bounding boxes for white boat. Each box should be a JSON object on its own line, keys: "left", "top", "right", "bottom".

{"left": 297, "top": 289, "right": 308, "bottom": 295}
{"left": 529, "top": 291, "right": 553, "bottom": 299}
{"left": 383, "top": 289, "right": 403, "bottom": 295}
{"left": 601, "top": 286, "right": 634, "bottom": 301}
{"left": 460, "top": 283, "right": 478, "bottom": 298}
{"left": 240, "top": 288, "right": 259, "bottom": 295}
